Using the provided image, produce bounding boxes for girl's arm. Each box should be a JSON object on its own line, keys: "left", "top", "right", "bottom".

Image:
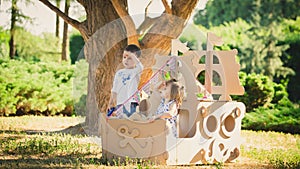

{"left": 108, "top": 92, "right": 117, "bottom": 108}
{"left": 153, "top": 103, "right": 177, "bottom": 120}
{"left": 153, "top": 80, "right": 165, "bottom": 93}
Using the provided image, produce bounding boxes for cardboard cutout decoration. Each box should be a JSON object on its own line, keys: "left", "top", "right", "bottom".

{"left": 101, "top": 33, "right": 246, "bottom": 165}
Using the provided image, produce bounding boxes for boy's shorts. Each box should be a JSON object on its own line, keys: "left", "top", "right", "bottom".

{"left": 117, "top": 102, "right": 138, "bottom": 117}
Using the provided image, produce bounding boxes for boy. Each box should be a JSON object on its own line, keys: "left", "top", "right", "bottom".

{"left": 108, "top": 44, "right": 143, "bottom": 117}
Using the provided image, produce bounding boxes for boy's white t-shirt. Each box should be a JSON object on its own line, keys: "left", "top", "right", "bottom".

{"left": 111, "top": 62, "right": 143, "bottom": 107}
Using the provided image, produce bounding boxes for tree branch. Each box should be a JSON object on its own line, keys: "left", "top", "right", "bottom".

{"left": 171, "top": 0, "right": 198, "bottom": 19}
{"left": 140, "top": 0, "right": 199, "bottom": 54}
{"left": 136, "top": 0, "right": 155, "bottom": 35}
{"left": 76, "top": 0, "right": 85, "bottom": 8}
{"left": 161, "top": 0, "right": 172, "bottom": 14}
{"left": 110, "top": 0, "right": 139, "bottom": 46}
{"left": 145, "top": 0, "right": 153, "bottom": 18}
{"left": 137, "top": 16, "right": 158, "bottom": 35}
{"left": 38, "top": 0, "right": 81, "bottom": 30}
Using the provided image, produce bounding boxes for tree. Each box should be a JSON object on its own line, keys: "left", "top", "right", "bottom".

{"left": 198, "top": 19, "right": 294, "bottom": 83}
{"left": 280, "top": 17, "right": 300, "bottom": 102}
{"left": 9, "top": 0, "right": 17, "bottom": 59}
{"left": 61, "top": 0, "right": 70, "bottom": 61}
{"left": 39, "top": 0, "right": 199, "bottom": 134}
{"left": 7, "top": 0, "right": 32, "bottom": 59}
{"left": 194, "top": 0, "right": 300, "bottom": 28}
{"left": 55, "top": 0, "right": 60, "bottom": 38}
{"left": 193, "top": 0, "right": 300, "bottom": 103}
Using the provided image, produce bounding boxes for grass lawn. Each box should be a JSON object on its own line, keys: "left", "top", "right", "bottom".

{"left": 0, "top": 116, "right": 299, "bottom": 168}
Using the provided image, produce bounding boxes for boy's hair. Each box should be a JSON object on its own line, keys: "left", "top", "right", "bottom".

{"left": 166, "top": 79, "right": 184, "bottom": 106}
{"left": 125, "top": 44, "right": 141, "bottom": 57}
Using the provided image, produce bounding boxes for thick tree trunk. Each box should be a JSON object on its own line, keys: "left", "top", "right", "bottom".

{"left": 84, "top": 0, "right": 198, "bottom": 135}
{"left": 61, "top": 0, "right": 70, "bottom": 61}
{"left": 84, "top": 1, "right": 127, "bottom": 135}
{"left": 9, "top": 0, "right": 17, "bottom": 59}
{"left": 39, "top": 0, "right": 199, "bottom": 136}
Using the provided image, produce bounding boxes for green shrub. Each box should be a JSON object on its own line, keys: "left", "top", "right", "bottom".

{"left": 233, "top": 72, "right": 294, "bottom": 112}
{"left": 233, "top": 72, "right": 274, "bottom": 112}
{"left": 73, "top": 60, "right": 88, "bottom": 116}
{"left": 281, "top": 17, "right": 300, "bottom": 102}
{"left": 69, "top": 31, "right": 85, "bottom": 64}
{"left": 14, "top": 28, "right": 61, "bottom": 62}
{"left": 242, "top": 106, "right": 300, "bottom": 134}
{"left": 0, "top": 27, "right": 9, "bottom": 59}
{"left": 0, "top": 60, "right": 77, "bottom": 116}
{"left": 272, "top": 83, "right": 288, "bottom": 104}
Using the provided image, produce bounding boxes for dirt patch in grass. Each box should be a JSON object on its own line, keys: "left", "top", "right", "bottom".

{"left": 0, "top": 116, "right": 84, "bottom": 131}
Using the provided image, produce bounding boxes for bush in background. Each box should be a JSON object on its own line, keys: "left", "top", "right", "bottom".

{"left": 280, "top": 17, "right": 300, "bottom": 102}
{"left": 69, "top": 31, "right": 85, "bottom": 64}
{"left": 73, "top": 60, "right": 88, "bottom": 116}
{"left": 14, "top": 29, "right": 61, "bottom": 62}
{"left": 242, "top": 106, "right": 300, "bottom": 134}
{"left": 230, "top": 72, "right": 300, "bottom": 133}
{"left": 0, "top": 27, "right": 9, "bottom": 59}
{"left": 233, "top": 72, "right": 274, "bottom": 112}
{"left": 0, "top": 59, "right": 87, "bottom": 116}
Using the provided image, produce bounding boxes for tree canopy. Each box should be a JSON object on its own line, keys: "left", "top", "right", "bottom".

{"left": 194, "top": 0, "right": 300, "bottom": 28}
{"left": 38, "top": 0, "right": 200, "bottom": 133}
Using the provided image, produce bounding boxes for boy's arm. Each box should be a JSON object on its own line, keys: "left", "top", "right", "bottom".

{"left": 108, "top": 92, "right": 117, "bottom": 108}
{"left": 110, "top": 69, "right": 119, "bottom": 108}
{"left": 132, "top": 54, "right": 144, "bottom": 71}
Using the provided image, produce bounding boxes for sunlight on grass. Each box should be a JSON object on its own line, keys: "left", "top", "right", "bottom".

{"left": 0, "top": 116, "right": 85, "bottom": 131}
{"left": 0, "top": 132, "right": 102, "bottom": 168}
{"left": 1, "top": 133, "right": 92, "bottom": 156}
{"left": 241, "top": 130, "right": 300, "bottom": 168}
{"left": 0, "top": 116, "right": 300, "bottom": 168}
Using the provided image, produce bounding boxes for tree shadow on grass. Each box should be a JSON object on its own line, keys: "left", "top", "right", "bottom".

{"left": 0, "top": 131, "right": 26, "bottom": 144}
{"left": 22, "top": 122, "right": 89, "bottom": 136}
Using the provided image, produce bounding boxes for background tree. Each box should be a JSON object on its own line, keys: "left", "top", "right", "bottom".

{"left": 193, "top": 0, "right": 300, "bottom": 103}
{"left": 61, "top": 0, "right": 70, "bottom": 61}
{"left": 39, "top": 0, "right": 199, "bottom": 134}
{"left": 69, "top": 31, "right": 84, "bottom": 64}
{"left": 200, "top": 19, "right": 294, "bottom": 81}
{"left": 280, "top": 17, "right": 300, "bottom": 102}
{"left": 194, "top": 0, "right": 300, "bottom": 28}
{"left": 7, "top": 0, "right": 32, "bottom": 59}
{"left": 9, "top": 0, "right": 17, "bottom": 59}
{"left": 55, "top": 0, "right": 60, "bottom": 38}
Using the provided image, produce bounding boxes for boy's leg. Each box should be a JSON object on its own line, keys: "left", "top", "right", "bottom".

{"left": 122, "top": 105, "right": 130, "bottom": 117}
{"left": 128, "top": 102, "right": 139, "bottom": 117}
{"left": 122, "top": 102, "right": 139, "bottom": 117}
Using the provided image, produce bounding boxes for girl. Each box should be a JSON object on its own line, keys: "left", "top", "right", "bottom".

{"left": 150, "top": 79, "right": 184, "bottom": 137}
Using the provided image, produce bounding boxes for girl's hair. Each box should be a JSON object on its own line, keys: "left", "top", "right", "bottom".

{"left": 166, "top": 79, "right": 184, "bottom": 106}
